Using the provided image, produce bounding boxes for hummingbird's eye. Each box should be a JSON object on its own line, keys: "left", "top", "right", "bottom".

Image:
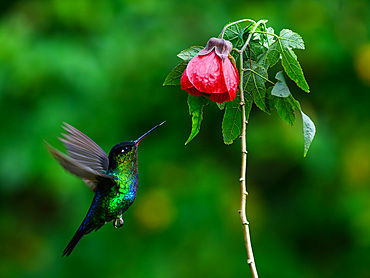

{"left": 121, "top": 146, "right": 131, "bottom": 153}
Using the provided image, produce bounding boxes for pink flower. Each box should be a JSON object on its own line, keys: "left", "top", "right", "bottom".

{"left": 181, "top": 38, "right": 239, "bottom": 103}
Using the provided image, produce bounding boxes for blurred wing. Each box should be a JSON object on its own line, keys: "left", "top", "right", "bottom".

{"left": 60, "top": 122, "right": 109, "bottom": 173}
{"left": 45, "top": 141, "right": 109, "bottom": 192}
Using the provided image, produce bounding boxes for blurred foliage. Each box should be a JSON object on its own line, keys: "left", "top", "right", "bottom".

{"left": 0, "top": 0, "right": 369, "bottom": 277}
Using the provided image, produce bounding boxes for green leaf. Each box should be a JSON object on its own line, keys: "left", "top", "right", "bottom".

{"left": 244, "top": 90, "right": 253, "bottom": 121}
{"left": 216, "top": 102, "right": 227, "bottom": 110}
{"left": 271, "top": 71, "right": 291, "bottom": 97}
{"left": 264, "top": 27, "right": 275, "bottom": 48}
{"left": 222, "top": 95, "right": 241, "bottom": 144}
{"left": 266, "top": 41, "right": 280, "bottom": 67}
{"left": 279, "top": 29, "right": 305, "bottom": 50}
{"left": 163, "top": 60, "right": 188, "bottom": 86}
{"left": 256, "top": 50, "right": 269, "bottom": 69}
{"left": 301, "top": 111, "right": 316, "bottom": 157}
{"left": 244, "top": 62, "right": 269, "bottom": 114}
{"left": 266, "top": 29, "right": 309, "bottom": 92}
{"left": 185, "top": 95, "right": 210, "bottom": 145}
{"left": 280, "top": 47, "right": 310, "bottom": 92}
{"left": 266, "top": 86, "right": 275, "bottom": 111}
{"left": 240, "top": 26, "right": 250, "bottom": 43}
{"left": 222, "top": 23, "right": 241, "bottom": 45}
{"left": 274, "top": 94, "right": 301, "bottom": 125}
{"left": 177, "top": 46, "right": 203, "bottom": 61}
{"left": 248, "top": 39, "right": 267, "bottom": 61}
{"left": 255, "top": 19, "right": 269, "bottom": 32}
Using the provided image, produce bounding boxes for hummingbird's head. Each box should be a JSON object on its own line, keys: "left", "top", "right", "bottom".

{"left": 108, "top": 141, "right": 138, "bottom": 169}
{"left": 108, "top": 141, "right": 137, "bottom": 171}
{"left": 107, "top": 121, "right": 165, "bottom": 170}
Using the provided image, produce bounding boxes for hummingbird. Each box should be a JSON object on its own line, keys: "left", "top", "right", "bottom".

{"left": 45, "top": 121, "right": 165, "bottom": 257}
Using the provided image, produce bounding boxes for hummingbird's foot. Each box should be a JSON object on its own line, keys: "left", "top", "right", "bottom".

{"left": 113, "top": 216, "right": 124, "bottom": 228}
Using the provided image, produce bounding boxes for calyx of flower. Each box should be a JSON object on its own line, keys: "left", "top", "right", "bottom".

{"left": 198, "top": 37, "right": 233, "bottom": 61}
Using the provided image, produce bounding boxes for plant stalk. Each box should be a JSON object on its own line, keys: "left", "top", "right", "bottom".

{"left": 238, "top": 49, "right": 258, "bottom": 278}
{"left": 221, "top": 19, "right": 267, "bottom": 277}
{"left": 237, "top": 19, "right": 267, "bottom": 278}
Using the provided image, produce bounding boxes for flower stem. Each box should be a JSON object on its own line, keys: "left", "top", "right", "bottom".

{"left": 219, "top": 19, "right": 256, "bottom": 39}
{"left": 241, "top": 19, "right": 267, "bottom": 52}
{"left": 237, "top": 19, "right": 267, "bottom": 278}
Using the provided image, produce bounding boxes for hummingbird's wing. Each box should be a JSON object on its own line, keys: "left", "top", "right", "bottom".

{"left": 60, "top": 123, "right": 109, "bottom": 173}
{"left": 45, "top": 141, "right": 109, "bottom": 192}
{"left": 45, "top": 123, "right": 111, "bottom": 192}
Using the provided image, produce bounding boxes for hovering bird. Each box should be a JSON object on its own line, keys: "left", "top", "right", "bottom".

{"left": 45, "top": 121, "right": 165, "bottom": 257}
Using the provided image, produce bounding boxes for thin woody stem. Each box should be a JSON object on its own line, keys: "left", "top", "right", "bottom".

{"left": 237, "top": 19, "right": 267, "bottom": 278}
{"left": 248, "top": 45, "right": 253, "bottom": 69}
{"left": 239, "top": 46, "right": 258, "bottom": 278}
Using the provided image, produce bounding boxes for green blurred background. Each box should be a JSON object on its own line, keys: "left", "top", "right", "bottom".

{"left": 0, "top": 0, "right": 369, "bottom": 277}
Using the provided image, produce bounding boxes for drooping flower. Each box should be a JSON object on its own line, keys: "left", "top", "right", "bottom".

{"left": 181, "top": 38, "right": 239, "bottom": 103}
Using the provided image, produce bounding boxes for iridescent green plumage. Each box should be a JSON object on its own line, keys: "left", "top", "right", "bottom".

{"left": 46, "top": 122, "right": 164, "bottom": 257}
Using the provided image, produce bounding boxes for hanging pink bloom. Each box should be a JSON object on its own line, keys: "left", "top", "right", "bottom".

{"left": 181, "top": 38, "right": 239, "bottom": 103}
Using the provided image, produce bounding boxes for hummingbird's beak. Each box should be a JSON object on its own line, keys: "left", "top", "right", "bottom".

{"left": 134, "top": 121, "right": 165, "bottom": 146}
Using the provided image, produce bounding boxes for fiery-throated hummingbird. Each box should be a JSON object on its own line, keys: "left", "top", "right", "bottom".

{"left": 45, "top": 121, "right": 165, "bottom": 257}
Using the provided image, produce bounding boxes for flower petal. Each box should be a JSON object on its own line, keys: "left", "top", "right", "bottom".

{"left": 221, "top": 57, "right": 239, "bottom": 101}
{"left": 208, "top": 92, "right": 231, "bottom": 103}
{"left": 181, "top": 68, "right": 193, "bottom": 90}
{"left": 186, "top": 87, "right": 203, "bottom": 97}
{"left": 181, "top": 68, "right": 203, "bottom": 96}
{"left": 187, "top": 51, "right": 227, "bottom": 94}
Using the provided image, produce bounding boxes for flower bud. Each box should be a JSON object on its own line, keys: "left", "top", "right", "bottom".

{"left": 181, "top": 38, "right": 239, "bottom": 103}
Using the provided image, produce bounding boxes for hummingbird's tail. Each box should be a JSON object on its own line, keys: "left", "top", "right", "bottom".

{"left": 62, "top": 227, "right": 87, "bottom": 257}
